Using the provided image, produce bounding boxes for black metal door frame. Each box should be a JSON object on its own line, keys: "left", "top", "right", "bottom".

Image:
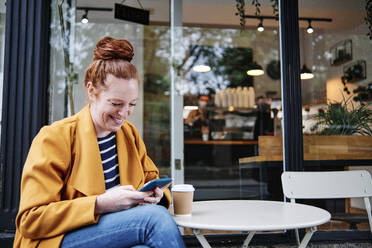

{"left": 278, "top": 0, "right": 304, "bottom": 172}
{"left": 0, "top": 0, "right": 50, "bottom": 231}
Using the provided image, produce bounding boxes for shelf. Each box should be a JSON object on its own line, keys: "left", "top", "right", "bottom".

{"left": 330, "top": 39, "right": 352, "bottom": 66}
{"left": 184, "top": 138, "right": 258, "bottom": 145}
{"left": 207, "top": 106, "right": 256, "bottom": 113}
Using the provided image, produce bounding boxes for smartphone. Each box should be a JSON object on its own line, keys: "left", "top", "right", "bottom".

{"left": 139, "top": 178, "right": 172, "bottom": 192}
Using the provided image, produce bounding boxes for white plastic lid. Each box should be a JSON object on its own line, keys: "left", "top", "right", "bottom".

{"left": 171, "top": 184, "right": 195, "bottom": 192}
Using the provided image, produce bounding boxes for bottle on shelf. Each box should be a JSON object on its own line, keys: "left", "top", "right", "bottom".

{"left": 248, "top": 87, "right": 255, "bottom": 108}
{"left": 237, "top": 87, "right": 243, "bottom": 108}
{"left": 221, "top": 89, "right": 227, "bottom": 108}
{"left": 243, "top": 87, "right": 249, "bottom": 108}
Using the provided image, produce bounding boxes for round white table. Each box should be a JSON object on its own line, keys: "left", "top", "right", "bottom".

{"left": 173, "top": 200, "right": 331, "bottom": 248}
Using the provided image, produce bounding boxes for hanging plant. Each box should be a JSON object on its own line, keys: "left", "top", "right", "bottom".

{"left": 235, "top": 0, "right": 278, "bottom": 31}
{"left": 366, "top": 0, "right": 372, "bottom": 40}
{"left": 236, "top": 0, "right": 246, "bottom": 31}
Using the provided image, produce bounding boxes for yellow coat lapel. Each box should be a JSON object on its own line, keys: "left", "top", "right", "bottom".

{"left": 117, "top": 124, "right": 145, "bottom": 189}
{"left": 68, "top": 105, "right": 106, "bottom": 195}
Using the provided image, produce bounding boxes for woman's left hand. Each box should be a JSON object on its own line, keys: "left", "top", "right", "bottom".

{"left": 143, "top": 182, "right": 171, "bottom": 205}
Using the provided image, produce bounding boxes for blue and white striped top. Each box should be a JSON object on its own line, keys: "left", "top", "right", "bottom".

{"left": 97, "top": 132, "right": 120, "bottom": 190}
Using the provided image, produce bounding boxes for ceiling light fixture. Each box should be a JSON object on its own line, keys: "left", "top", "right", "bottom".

{"left": 257, "top": 18, "right": 264, "bottom": 32}
{"left": 300, "top": 64, "right": 314, "bottom": 80}
{"left": 238, "top": 14, "right": 332, "bottom": 31}
{"left": 76, "top": 7, "right": 113, "bottom": 24}
{"left": 81, "top": 9, "right": 89, "bottom": 24}
{"left": 306, "top": 20, "right": 314, "bottom": 34}
{"left": 193, "top": 65, "right": 211, "bottom": 73}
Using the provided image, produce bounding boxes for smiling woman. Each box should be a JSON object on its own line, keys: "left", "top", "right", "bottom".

{"left": 13, "top": 36, "right": 185, "bottom": 248}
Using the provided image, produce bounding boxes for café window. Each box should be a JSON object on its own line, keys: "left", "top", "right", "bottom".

{"left": 298, "top": 0, "right": 372, "bottom": 232}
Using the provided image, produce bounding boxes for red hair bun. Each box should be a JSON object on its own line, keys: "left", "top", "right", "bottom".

{"left": 93, "top": 36, "right": 134, "bottom": 62}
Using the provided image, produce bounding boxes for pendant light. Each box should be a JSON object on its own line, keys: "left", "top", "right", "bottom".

{"left": 257, "top": 18, "right": 264, "bottom": 32}
{"left": 300, "top": 64, "right": 314, "bottom": 80}
{"left": 300, "top": 29, "right": 314, "bottom": 80}
{"left": 247, "top": 61, "right": 264, "bottom": 76}
{"left": 247, "top": 35, "right": 264, "bottom": 76}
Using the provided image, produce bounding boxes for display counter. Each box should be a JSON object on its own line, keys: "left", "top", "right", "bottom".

{"left": 239, "top": 135, "right": 372, "bottom": 166}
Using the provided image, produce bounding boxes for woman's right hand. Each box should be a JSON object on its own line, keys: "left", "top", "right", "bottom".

{"left": 95, "top": 185, "right": 151, "bottom": 214}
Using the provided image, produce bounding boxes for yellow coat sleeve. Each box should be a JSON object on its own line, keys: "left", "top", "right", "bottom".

{"left": 16, "top": 126, "right": 99, "bottom": 240}
{"left": 127, "top": 123, "right": 172, "bottom": 208}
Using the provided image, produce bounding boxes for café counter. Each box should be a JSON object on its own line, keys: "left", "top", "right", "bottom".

{"left": 239, "top": 135, "right": 372, "bottom": 167}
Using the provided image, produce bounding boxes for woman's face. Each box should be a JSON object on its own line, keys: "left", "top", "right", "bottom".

{"left": 88, "top": 74, "right": 138, "bottom": 137}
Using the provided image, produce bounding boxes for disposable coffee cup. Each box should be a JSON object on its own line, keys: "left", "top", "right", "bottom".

{"left": 171, "top": 184, "right": 195, "bottom": 216}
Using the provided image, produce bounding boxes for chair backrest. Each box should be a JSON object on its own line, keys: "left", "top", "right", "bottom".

{"left": 281, "top": 170, "right": 372, "bottom": 199}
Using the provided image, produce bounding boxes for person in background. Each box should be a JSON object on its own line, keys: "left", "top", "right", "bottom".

{"left": 13, "top": 36, "right": 185, "bottom": 248}
{"left": 184, "top": 95, "right": 209, "bottom": 127}
{"left": 184, "top": 95, "right": 210, "bottom": 139}
{"left": 254, "top": 96, "right": 274, "bottom": 139}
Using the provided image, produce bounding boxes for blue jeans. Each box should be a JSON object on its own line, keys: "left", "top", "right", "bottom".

{"left": 60, "top": 204, "right": 185, "bottom": 248}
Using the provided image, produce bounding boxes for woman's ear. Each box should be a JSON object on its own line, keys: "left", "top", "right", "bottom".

{"left": 86, "top": 81, "right": 97, "bottom": 99}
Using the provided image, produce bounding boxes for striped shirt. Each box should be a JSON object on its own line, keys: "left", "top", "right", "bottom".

{"left": 97, "top": 132, "right": 120, "bottom": 190}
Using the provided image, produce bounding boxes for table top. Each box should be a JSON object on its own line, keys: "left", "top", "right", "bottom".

{"left": 173, "top": 200, "right": 331, "bottom": 231}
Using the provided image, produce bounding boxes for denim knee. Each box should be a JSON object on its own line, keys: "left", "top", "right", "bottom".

{"left": 137, "top": 205, "right": 178, "bottom": 230}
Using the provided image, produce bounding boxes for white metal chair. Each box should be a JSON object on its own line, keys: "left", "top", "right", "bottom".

{"left": 281, "top": 170, "right": 372, "bottom": 244}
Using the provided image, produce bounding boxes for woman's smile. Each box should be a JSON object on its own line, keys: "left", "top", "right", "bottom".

{"left": 110, "top": 115, "right": 124, "bottom": 126}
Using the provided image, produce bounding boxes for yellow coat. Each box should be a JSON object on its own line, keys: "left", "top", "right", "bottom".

{"left": 13, "top": 105, "right": 171, "bottom": 248}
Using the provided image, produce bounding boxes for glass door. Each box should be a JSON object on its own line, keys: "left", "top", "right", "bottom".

{"left": 171, "top": 1, "right": 283, "bottom": 202}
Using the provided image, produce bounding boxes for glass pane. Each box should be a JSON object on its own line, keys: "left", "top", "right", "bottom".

{"left": 49, "top": 1, "right": 171, "bottom": 177}
{"left": 300, "top": 0, "right": 372, "bottom": 232}
{"left": 178, "top": 25, "right": 281, "bottom": 201}
{"left": 143, "top": 26, "right": 171, "bottom": 177}
{"left": 179, "top": 1, "right": 283, "bottom": 236}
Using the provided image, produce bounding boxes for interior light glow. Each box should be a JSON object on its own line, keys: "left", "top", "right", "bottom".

{"left": 300, "top": 64, "right": 314, "bottom": 80}
{"left": 247, "top": 69, "right": 264, "bottom": 76}
{"left": 301, "top": 72, "right": 314, "bottom": 80}
{"left": 184, "top": 106, "right": 199, "bottom": 111}
{"left": 192, "top": 65, "right": 211, "bottom": 72}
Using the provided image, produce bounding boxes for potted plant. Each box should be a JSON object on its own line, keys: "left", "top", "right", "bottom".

{"left": 311, "top": 96, "right": 372, "bottom": 136}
